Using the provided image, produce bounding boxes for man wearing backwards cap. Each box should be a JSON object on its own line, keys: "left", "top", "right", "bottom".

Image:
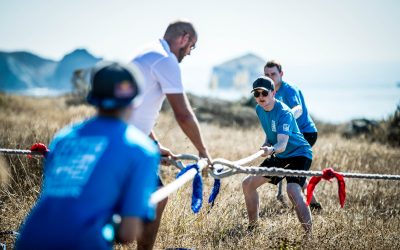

{"left": 16, "top": 62, "right": 160, "bottom": 250}
{"left": 242, "top": 76, "right": 313, "bottom": 235}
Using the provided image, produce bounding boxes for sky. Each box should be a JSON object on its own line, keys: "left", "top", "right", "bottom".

{"left": 1, "top": 0, "right": 400, "bottom": 121}
{"left": 1, "top": 0, "right": 399, "bottom": 64}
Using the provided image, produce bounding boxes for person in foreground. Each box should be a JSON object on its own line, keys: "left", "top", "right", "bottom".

{"left": 129, "top": 20, "right": 211, "bottom": 250}
{"left": 264, "top": 60, "right": 321, "bottom": 210}
{"left": 242, "top": 76, "right": 313, "bottom": 235}
{"left": 15, "top": 62, "right": 160, "bottom": 250}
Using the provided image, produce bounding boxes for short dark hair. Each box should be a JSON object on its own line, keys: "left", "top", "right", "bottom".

{"left": 264, "top": 60, "right": 282, "bottom": 73}
{"left": 164, "top": 20, "right": 197, "bottom": 40}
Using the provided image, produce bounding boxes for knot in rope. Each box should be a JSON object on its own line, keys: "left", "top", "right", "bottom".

{"left": 176, "top": 163, "right": 203, "bottom": 213}
{"left": 307, "top": 168, "right": 346, "bottom": 208}
{"left": 28, "top": 143, "right": 49, "bottom": 158}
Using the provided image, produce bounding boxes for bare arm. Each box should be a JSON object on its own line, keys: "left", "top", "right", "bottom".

{"left": 149, "top": 130, "right": 177, "bottom": 159}
{"left": 260, "top": 134, "right": 289, "bottom": 156}
{"left": 291, "top": 105, "right": 303, "bottom": 119}
{"left": 166, "top": 93, "right": 210, "bottom": 161}
{"left": 116, "top": 217, "right": 143, "bottom": 244}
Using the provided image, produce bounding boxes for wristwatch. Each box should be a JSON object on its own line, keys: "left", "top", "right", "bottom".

{"left": 271, "top": 147, "right": 275, "bottom": 155}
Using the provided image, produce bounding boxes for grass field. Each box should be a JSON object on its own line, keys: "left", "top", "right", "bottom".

{"left": 1, "top": 94, "right": 399, "bottom": 249}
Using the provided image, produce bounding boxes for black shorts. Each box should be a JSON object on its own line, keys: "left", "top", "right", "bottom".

{"left": 303, "top": 132, "right": 318, "bottom": 147}
{"left": 261, "top": 155, "right": 312, "bottom": 186}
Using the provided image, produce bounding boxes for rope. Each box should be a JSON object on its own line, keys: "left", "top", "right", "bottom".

{"left": 0, "top": 148, "right": 43, "bottom": 156}
{"left": 212, "top": 164, "right": 400, "bottom": 180}
{"left": 2, "top": 146, "right": 400, "bottom": 206}
{"left": 0, "top": 231, "right": 19, "bottom": 236}
{"left": 2, "top": 147, "right": 400, "bottom": 180}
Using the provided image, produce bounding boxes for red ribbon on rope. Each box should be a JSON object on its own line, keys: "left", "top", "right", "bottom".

{"left": 306, "top": 168, "right": 346, "bottom": 208}
{"left": 28, "top": 143, "right": 49, "bottom": 158}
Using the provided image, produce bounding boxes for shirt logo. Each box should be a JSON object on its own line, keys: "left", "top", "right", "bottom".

{"left": 43, "top": 137, "right": 108, "bottom": 197}
{"left": 271, "top": 120, "right": 276, "bottom": 132}
{"left": 283, "top": 124, "right": 290, "bottom": 132}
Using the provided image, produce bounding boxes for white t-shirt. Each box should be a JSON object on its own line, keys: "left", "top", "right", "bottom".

{"left": 129, "top": 39, "right": 185, "bottom": 135}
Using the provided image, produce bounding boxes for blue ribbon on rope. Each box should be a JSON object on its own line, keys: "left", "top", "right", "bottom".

{"left": 207, "top": 167, "right": 224, "bottom": 208}
{"left": 176, "top": 163, "right": 203, "bottom": 213}
{"left": 208, "top": 179, "right": 220, "bottom": 208}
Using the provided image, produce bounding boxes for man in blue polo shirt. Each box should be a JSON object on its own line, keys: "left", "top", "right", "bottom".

{"left": 242, "top": 76, "right": 313, "bottom": 235}
{"left": 264, "top": 60, "right": 321, "bottom": 210}
{"left": 16, "top": 62, "right": 160, "bottom": 249}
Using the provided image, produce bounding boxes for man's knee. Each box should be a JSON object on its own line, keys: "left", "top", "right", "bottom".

{"left": 242, "top": 176, "right": 266, "bottom": 194}
{"left": 242, "top": 176, "right": 254, "bottom": 193}
{"left": 156, "top": 197, "right": 168, "bottom": 214}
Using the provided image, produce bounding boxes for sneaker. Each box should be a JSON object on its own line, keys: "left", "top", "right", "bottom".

{"left": 246, "top": 223, "right": 259, "bottom": 232}
{"left": 309, "top": 202, "right": 323, "bottom": 211}
{"left": 277, "top": 195, "right": 289, "bottom": 208}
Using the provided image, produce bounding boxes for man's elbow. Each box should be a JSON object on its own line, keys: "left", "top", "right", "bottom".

{"left": 276, "top": 145, "right": 287, "bottom": 154}
{"left": 174, "top": 112, "right": 195, "bottom": 125}
{"left": 293, "top": 106, "right": 303, "bottom": 119}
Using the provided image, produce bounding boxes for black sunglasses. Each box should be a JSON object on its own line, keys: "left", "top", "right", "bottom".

{"left": 253, "top": 90, "right": 269, "bottom": 98}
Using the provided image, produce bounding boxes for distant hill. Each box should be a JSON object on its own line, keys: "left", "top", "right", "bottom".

{"left": 0, "top": 49, "right": 101, "bottom": 94}
{"left": 209, "top": 53, "right": 265, "bottom": 93}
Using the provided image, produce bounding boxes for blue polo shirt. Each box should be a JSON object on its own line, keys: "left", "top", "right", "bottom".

{"left": 16, "top": 116, "right": 160, "bottom": 250}
{"left": 256, "top": 100, "right": 312, "bottom": 160}
{"left": 275, "top": 81, "right": 317, "bottom": 133}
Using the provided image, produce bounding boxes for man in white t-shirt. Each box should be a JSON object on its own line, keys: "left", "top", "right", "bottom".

{"left": 129, "top": 20, "right": 211, "bottom": 250}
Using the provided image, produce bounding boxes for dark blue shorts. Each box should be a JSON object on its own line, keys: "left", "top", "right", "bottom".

{"left": 261, "top": 155, "right": 312, "bottom": 186}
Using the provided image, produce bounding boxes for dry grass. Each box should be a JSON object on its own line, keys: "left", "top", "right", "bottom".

{"left": 1, "top": 93, "right": 400, "bottom": 249}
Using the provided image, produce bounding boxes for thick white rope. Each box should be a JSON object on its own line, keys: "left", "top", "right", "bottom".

{"left": 231, "top": 150, "right": 264, "bottom": 165}
{"left": 2, "top": 148, "right": 400, "bottom": 206}
{"left": 0, "top": 148, "right": 42, "bottom": 155}
{"left": 212, "top": 162, "right": 400, "bottom": 180}
{"left": 149, "top": 151, "right": 265, "bottom": 205}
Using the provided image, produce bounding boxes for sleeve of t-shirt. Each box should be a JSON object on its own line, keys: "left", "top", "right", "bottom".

{"left": 119, "top": 149, "right": 160, "bottom": 221}
{"left": 286, "top": 87, "right": 302, "bottom": 108}
{"left": 152, "top": 57, "right": 185, "bottom": 94}
{"left": 277, "top": 110, "right": 294, "bottom": 136}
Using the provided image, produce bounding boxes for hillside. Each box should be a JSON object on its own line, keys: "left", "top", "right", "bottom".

{"left": 0, "top": 49, "right": 101, "bottom": 93}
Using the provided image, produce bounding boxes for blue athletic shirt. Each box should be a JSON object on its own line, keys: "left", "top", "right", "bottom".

{"left": 16, "top": 116, "right": 160, "bottom": 250}
{"left": 275, "top": 81, "right": 317, "bottom": 133}
{"left": 256, "top": 100, "right": 312, "bottom": 160}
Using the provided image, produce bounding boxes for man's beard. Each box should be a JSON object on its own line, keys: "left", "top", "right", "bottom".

{"left": 177, "top": 43, "right": 190, "bottom": 63}
{"left": 177, "top": 48, "right": 185, "bottom": 63}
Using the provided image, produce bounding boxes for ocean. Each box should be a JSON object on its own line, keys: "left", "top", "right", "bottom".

{"left": 7, "top": 82, "right": 400, "bottom": 124}
{"left": 188, "top": 82, "right": 400, "bottom": 124}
